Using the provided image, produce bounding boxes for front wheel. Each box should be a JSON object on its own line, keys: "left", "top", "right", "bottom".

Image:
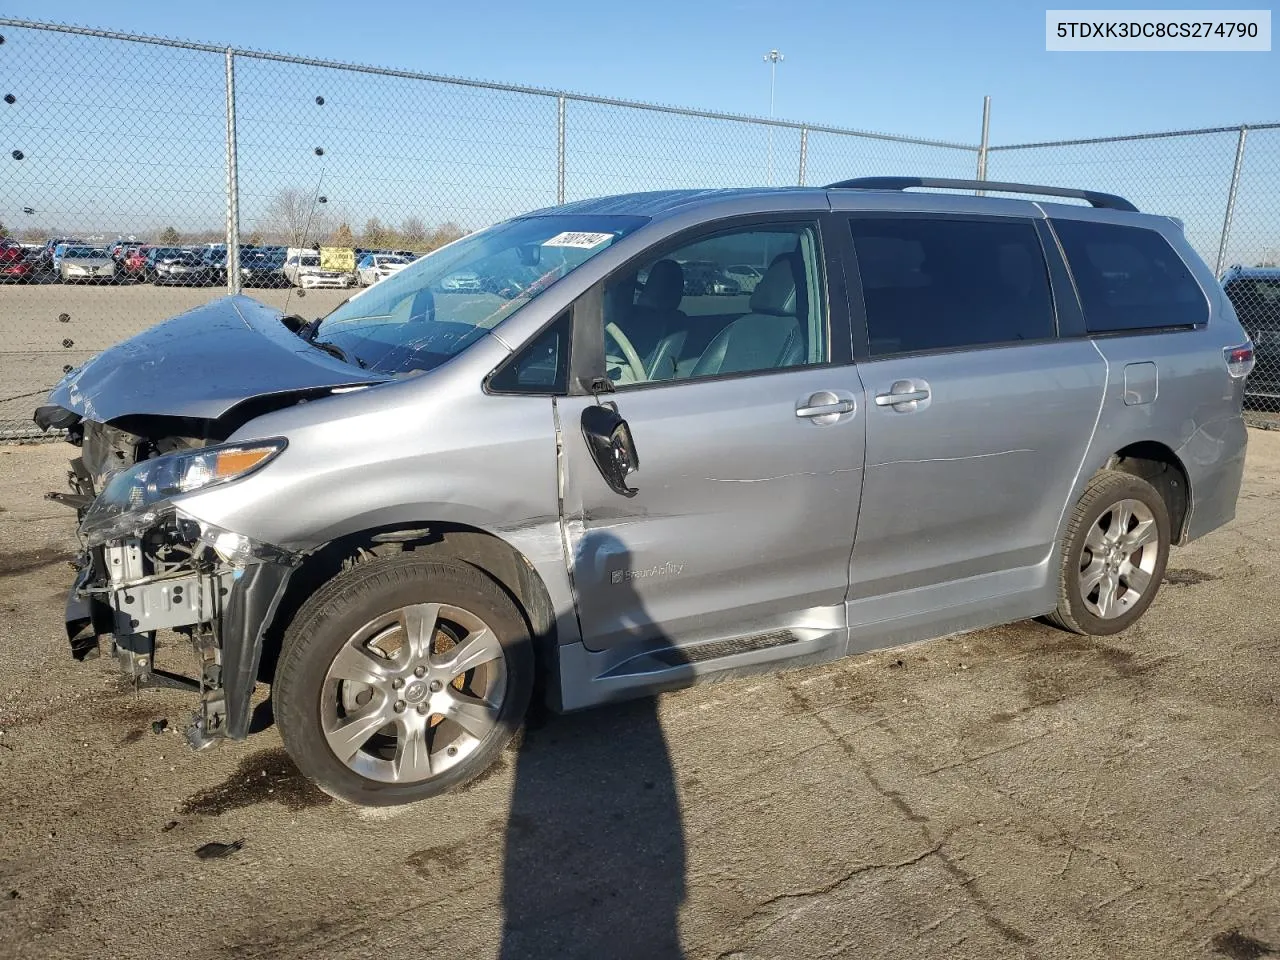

{"left": 1047, "top": 470, "right": 1170, "bottom": 636}
{"left": 274, "top": 555, "right": 534, "bottom": 806}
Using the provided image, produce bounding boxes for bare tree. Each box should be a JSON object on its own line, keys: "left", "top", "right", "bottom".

{"left": 425, "top": 221, "right": 466, "bottom": 252}
{"left": 159, "top": 225, "right": 182, "bottom": 245}
{"left": 265, "top": 188, "right": 330, "bottom": 247}
{"left": 330, "top": 222, "right": 356, "bottom": 247}
{"left": 363, "top": 217, "right": 390, "bottom": 248}
{"left": 401, "top": 216, "right": 428, "bottom": 248}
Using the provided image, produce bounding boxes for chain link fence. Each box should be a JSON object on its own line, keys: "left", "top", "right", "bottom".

{"left": 1, "top": 18, "right": 1278, "bottom": 437}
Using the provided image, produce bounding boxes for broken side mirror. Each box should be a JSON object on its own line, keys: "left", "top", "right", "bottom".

{"left": 581, "top": 403, "right": 639, "bottom": 498}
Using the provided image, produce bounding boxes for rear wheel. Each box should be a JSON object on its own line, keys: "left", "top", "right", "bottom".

{"left": 1048, "top": 470, "right": 1170, "bottom": 635}
{"left": 274, "top": 555, "right": 534, "bottom": 806}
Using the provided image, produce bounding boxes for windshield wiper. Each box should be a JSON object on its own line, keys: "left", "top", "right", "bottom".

{"left": 311, "top": 338, "right": 367, "bottom": 369}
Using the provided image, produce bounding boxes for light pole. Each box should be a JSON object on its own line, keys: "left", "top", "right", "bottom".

{"left": 763, "top": 49, "right": 784, "bottom": 186}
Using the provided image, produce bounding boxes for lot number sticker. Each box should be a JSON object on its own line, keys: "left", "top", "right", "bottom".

{"left": 542, "top": 231, "right": 614, "bottom": 249}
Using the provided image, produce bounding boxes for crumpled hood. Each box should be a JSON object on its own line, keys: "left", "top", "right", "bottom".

{"left": 45, "top": 295, "right": 391, "bottom": 423}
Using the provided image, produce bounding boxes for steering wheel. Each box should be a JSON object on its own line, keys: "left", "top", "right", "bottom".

{"left": 604, "top": 322, "right": 647, "bottom": 384}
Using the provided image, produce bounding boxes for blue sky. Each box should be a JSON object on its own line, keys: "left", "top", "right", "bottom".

{"left": 1, "top": 1, "right": 1276, "bottom": 266}
{"left": 4, "top": 0, "right": 1276, "bottom": 144}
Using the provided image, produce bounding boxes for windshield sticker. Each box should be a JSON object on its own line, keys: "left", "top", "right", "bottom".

{"left": 541, "top": 231, "right": 613, "bottom": 249}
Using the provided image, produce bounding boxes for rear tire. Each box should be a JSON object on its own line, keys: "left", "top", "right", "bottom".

{"left": 1047, "top": 470, "right": 1170, "bottom": 636}
{"left": 274, "top": 555, "right": 534, "bottom": 806}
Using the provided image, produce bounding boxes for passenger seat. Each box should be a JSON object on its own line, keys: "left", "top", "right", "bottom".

{"left": 690, "top": 254, "right": 806, "bottom": 377}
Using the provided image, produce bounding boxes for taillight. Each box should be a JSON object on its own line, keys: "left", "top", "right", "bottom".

{"left": 1224, "top": 342, "right": 1255, "bottom": 379}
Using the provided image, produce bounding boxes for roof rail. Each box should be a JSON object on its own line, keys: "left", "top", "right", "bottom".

{"left": 825, "top": 176, "right": 1138, "bottom": 212}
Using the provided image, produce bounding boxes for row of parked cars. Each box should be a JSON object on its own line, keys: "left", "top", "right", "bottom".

{"left": 0, "top": 238, "right": 420, "bottom": 289}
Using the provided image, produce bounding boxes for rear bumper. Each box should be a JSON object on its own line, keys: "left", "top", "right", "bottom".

{"left": 1181, "top": 414, "right": 1249, "bottom": 542}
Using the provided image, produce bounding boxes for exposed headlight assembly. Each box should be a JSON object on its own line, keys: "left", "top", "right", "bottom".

{"left": 79, "top": 439, "right": 286, "bottom": 547}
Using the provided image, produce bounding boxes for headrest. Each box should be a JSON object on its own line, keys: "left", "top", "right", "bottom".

{"left": 638, "top": 259, "right": 684, "bottom": 311}
{"left": 749, "top": 253, "right": 801, "bottom": 316}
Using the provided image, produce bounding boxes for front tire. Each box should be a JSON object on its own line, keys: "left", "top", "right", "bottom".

{"left": 274, "top": 555, "right": 534, "bottom": 806}
{"left": 1048, "top": 470, "right": 1170, "bottom": 636}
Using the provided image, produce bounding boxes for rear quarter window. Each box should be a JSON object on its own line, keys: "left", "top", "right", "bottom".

{"left": 1051, "top": 219, "right": 1207, "bottom": 333}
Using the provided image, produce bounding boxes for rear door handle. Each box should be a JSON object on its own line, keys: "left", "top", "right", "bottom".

{"left": 874, "top": 389, "right": 929, "bottom": 406}
{"left": 796, "top": 399, "right": 855, "bottom": 418}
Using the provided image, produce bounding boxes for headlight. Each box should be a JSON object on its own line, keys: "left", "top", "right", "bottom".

{"left": 79, "top": 439, "right": 286, "bottom": 547}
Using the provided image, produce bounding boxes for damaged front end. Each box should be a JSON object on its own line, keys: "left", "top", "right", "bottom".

{"left": 52, "top": 421, "right": 300, "bottom": 748}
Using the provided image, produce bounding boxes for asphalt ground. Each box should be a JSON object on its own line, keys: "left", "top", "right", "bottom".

{"left": 0, "top": 430, "right": 1277, "bottom": 960}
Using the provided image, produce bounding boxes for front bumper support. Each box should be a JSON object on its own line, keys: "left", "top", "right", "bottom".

{"left": 66, "top": 551, "right": 296, "bottom": 743}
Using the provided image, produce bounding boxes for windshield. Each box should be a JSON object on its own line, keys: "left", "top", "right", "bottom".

{"left": 314, "top": 214, "right": 647, "bottom": 374}
{"left": 67, "top": 247, "right": 106, "bottom": 259}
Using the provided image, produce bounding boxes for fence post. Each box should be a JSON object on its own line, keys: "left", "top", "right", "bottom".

{"left": 975, "top": 95, "right": 991, "bottom": 194}
{"left": 556, "top": 95, "right": 566, "bottom": 205}
{"left": 798, "top": 125, "right": 808, "bottom": 186}
{"left": 224, "top": 47, "right": 241, "bottom": 295}
{"left": 1215, "top": 125, "right": 1249, "bottom": 277}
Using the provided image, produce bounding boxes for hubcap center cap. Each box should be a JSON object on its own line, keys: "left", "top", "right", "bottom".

{"left": 404, "top": 680, "right": 428, "bottom": 703}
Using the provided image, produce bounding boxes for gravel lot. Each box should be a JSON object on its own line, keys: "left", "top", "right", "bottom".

{"left": 0, "top": 285, "right": 353, "bottom": 432}
{"left": 0, "top": 433, "right": 1278, "bottom": 960}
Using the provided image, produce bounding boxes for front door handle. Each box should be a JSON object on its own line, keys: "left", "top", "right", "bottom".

{"left": 796, "top": 399, "right": 855, "bottom": 419}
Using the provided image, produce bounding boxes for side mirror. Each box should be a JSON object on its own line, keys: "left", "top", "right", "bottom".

{"left": 581, "top": 403, "right": 639, "bottom": 498}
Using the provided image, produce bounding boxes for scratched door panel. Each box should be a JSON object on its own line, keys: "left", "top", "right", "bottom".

{"left": 558, "top": 365, "right": 865, "bottom": 652}
{"left": 849, "top": 340, "right": 1106, "bottom": 600}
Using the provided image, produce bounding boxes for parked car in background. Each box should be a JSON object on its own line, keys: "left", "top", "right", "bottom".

{"left": 439, "top": 269, "right": 482, "bottom": 290}
{"left": 726, "top": 263, "right": 764, "bottom": 293}
{"left": 239, "top": 248, "right": 288, "bottom": 288}
{"left": 1221, "top": 265, "right": 1280, "bottom": 399}
{"left": 284, "top": 252, "right": 354, "bottom": 289}
{"left": 357, "top": 253, "right": 412, "bottom": 286}
{"left": 199, "top": 247, "right": 229, "bottom": 286}
{"left": 40, "top": 237, "right": 84, "bottom": 274}
{"left": 117, "top": 246, "right": 152, "bottom": 282}
{"left": 680, "top": 260, "right": 740, "bottom": 295}
{"left": 0, "top": 239, "right": 34, "bottom": 283}
{"left": 59, "top": 246, "right": 116, "bottom": 283}
{"left": 152, "top": 248, "right": 207, "bottom": 285}
{"left": 142, "top": 247, "right": 180, "bottom": 282}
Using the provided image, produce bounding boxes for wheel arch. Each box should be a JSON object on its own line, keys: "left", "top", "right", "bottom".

{"left": 259, "top": 520, "right": 560, "bottom": 695}
{"left": 1104, "top": 440, "right": 1192, "bottom": 545}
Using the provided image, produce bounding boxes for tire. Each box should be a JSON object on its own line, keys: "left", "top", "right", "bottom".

{"left": 1047, "top": 469, "right": 1170, "bottom": 636}
{"left": 274, "top": 555, "right": 535, "bottom": 806}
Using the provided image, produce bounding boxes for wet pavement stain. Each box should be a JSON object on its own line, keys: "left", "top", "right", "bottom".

{"left": 179, "top": 747, "right": 331, "bottom": 815}
{"left": 0, "top": 547, "right": 74, "bottom": 577}
{"left": 1165, "top": 568, "right": 1221, "bottom": 586}
{"left": 405, "top": 839, "right": 469, "bottom": 879}
{"left": 1213, "top": 930, "right": 1277, "bottom": 960}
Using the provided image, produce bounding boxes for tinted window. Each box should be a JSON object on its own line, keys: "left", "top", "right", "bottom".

{"left": 600, "top": 223, "right": 827, "bottom": 387}
{"left": 1052, "top": 219, "right": 1207, "bottom": 332}
{"left": 850, "top": 217, "right": 1055, "bottom": 356}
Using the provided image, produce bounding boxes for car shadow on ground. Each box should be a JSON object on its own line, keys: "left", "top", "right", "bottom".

{"left": 499, "top": 535, "right": 686, "bottom": 960}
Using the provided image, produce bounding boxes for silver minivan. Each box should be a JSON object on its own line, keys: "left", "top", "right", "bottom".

{"left": 36, "top": 177, "right": 1253, "bottom": 805}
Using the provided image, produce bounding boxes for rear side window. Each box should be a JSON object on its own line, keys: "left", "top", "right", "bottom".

{"left": 1051, "top": 219, "right": 1207, "bottom": 333}
{"left": 849, "top": 217, "right": 1054, "bottom": 356}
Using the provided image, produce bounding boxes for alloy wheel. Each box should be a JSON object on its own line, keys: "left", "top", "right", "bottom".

{"left": 321, "top": 603, "right": 508, "bottom": 784}
{"left": 1078, "top": 498, "right": 1160, "bottom": 619}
